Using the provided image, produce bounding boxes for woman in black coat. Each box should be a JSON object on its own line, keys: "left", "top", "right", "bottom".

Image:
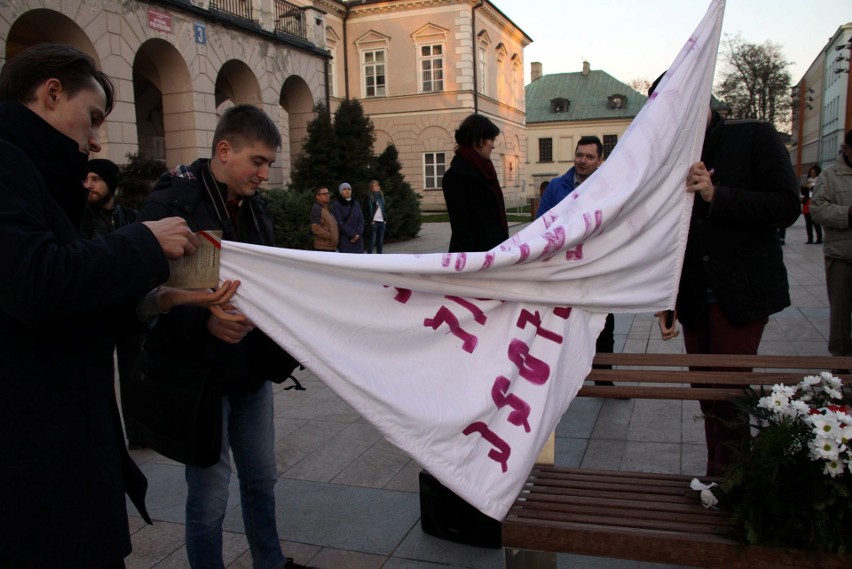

{"left": 441, "top": 114, "right": 509, "bottom": 253}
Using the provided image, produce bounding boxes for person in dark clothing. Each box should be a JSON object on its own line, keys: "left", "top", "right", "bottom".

{"left": 81, "top": 158, "right": 147, "bottom": 447}
{"left": 654, "top": 74, "right": 800, "bottom": 476}
{"left": 331, "top": 181, "right": 365, "bottom": 253}
{"left": 137, "top": 104, "right": 314, "bottom": 569}
{"left": 442, "top": 113, "right": 508, "bottom": 253}
{"left": 0, "top": 43, "right": 203, "bottom": 569}
{"left": 802, "top": 165, "right": 823, "bottom": 244}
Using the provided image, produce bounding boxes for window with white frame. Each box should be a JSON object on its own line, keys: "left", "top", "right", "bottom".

{"left": 363, "top": 50, "right": 386, "bottom": 97}
{"left": 424, "top": 152, "right": 447, "bottom": 189}
{"left": 420, "top": 44, "right": 444, "bottom": 93}
{"left": 478, "top": 47, "right": 488, "bottom": 96}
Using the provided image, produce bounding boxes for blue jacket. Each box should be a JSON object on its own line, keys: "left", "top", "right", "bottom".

{"left": 536, "top": 167, "right": 577, "bottom": 218}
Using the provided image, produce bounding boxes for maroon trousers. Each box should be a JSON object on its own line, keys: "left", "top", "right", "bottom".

{"left": 682, "top": 303, "right": 767, "bottom": 476}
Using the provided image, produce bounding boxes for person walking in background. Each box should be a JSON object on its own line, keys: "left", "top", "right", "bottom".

{"left": 81, "top": 158, "right": 148, "bottom": 448}
{"left": 137, "top": 105, "right": 314, "bottom": 569}
{"left": 0, "top": 42, "right": 202, "bottom": 569}
{"left": 442, "top": 113, "right": 508, "bottom": 253}
{"left": 331, "top": 181, "right": 365, "bottom": 253}
{"left": 811, "top": 129, "right": 852, "bottom": 369}
{"left": 311, "top": 185, "right": 339, "bottom": 252}
{"left": 365, "top": 179, "right": 387, "bottom": 253}
{"left": 802, "top": 165, "right": 823, "bottom": 244}
{"left": 654, "top": 74, "right": 800, "bottom": 477}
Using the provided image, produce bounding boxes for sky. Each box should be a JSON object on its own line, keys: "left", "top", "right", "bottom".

{"left": 494, "top": 0, "right": 852, "bottom": 88}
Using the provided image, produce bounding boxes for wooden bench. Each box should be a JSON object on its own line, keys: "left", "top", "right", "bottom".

{"left": 503, "top": 353, "right": 852, "bottom": 569}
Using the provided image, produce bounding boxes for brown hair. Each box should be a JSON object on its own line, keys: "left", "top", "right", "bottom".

{"left": 0, "top": 43, "right": 115, "bottom": 115}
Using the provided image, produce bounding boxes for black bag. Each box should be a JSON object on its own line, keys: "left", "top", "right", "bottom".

{"left": 124, "top": 349, "right": 223, "bottom": 468}
{"left": 418, "top": 470, "right": 502, "bottom": 548}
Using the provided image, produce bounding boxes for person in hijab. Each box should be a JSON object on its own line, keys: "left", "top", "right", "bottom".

{"left": 331, "top": 181, "right": 365, "bottom": 253}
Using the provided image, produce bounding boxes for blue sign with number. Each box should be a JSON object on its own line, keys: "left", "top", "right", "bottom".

{"left": 194, "top": 22, "right": 206, "bottom": 45}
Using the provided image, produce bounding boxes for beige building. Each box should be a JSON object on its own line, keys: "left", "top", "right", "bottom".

{"left": 1, "top": 0, "right": 530, "bottom": 210}
{"left": 319, "top": 0, "right": 531, "bottom": 210}
{"left": 524, "top": 62, "right": 647, "bottom": 197}
{"left": 1, "top": 0, "right": 330, "bottom": 186}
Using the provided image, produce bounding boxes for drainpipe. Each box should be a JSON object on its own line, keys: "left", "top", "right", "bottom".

{"left": 324, "top": 56, "right": 331, "bottom": 110}
{"left": 472, "top": 0, "right": 483, "bottom": 113}
{"left": 343, "top": 1, "right": 352, "bottom": 100}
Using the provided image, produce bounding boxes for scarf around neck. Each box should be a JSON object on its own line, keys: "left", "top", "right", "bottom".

{"left": 456, "top": 145, "right": 508, "bottom": 232}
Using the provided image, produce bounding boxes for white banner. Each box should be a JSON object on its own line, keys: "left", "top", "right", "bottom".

{"left": 220, "top": 0, "right": 725, "bottom": 521}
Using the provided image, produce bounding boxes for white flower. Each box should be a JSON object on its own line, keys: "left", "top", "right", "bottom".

{"left": 802, "top": 375, "right": 822, "bottom": 387}
{"left": 790, "top": 400, "right": 810, "bottom": 417}
{"left": 759, "top": 392, "right": 790, "bottom": 413}
{"left": 809, "top": 436, "right": 843, "bottom": 461}
{"left": 822, "top": 385, "right": 843, "bottom": 400}
{"left": 824, "top": 459, "right": 845, "bottom": 477}
{"left": 820, "top": 371, "right": 842, "bottom": 389}
{"left": 837, "top": 425, "right": 852, "bottom": 446}
{"left": 808, "top": 414, "right": 841, "bottom": 437}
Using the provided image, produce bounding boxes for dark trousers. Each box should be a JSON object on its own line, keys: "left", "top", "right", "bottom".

{"left": 592, "top": 314, "right": 615, "bottom": 384}
{"left": 682, "top": 303, "right": 766, "bottom": 477}
{"left": 804, "top": 213, "right": 822, "bottom": 243}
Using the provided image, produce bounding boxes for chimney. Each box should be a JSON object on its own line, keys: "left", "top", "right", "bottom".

{"left": 531, "top": 61, "right": 542, "bottom": 82}
{"left": 582, "top": 61, "right": 590, "bottom": 76}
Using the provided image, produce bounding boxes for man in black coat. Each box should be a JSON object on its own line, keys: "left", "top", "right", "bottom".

{"left": 656, "top": 90, "right": 800, "bottom": 475}
{"left": 0, "top": 44, "right": 202, "bottom": 568}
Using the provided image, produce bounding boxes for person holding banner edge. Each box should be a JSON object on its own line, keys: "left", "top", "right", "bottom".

{"left": 653, "top": 73, "right": 800, "bottom": 477}
{"left": 136, "top": 105, "right": 313, "bottom": 569}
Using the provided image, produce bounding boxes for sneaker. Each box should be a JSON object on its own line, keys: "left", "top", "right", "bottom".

{"left": 283, "top": 558, "right": 317, "bottom": 569}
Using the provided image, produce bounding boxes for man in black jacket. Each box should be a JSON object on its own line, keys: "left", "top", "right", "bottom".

{"left": 82, "top": 157, "right": 149, "bottom": 448}
{"left": 0, "top": 43, "right": 201, "bottom": 569}
{"left": 655, "top": 77, "right": 800, "bottom": 476}
{"left": 137, "top": 105, "right": 312, "bottom": 569}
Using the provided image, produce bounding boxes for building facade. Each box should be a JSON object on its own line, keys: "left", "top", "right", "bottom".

{"left": 790, "top": 22, "right": 852, "bottom": 178}
{"left": 524, "top": 62, "right": 647, "bottom": 196}
{"left": 319, "top": 0, "right": 531, "bottom": 210}
{"left": 1, "top": 0, "right": 329, "bottom": 186}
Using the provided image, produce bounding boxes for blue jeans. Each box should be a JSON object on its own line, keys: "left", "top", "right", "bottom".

{"left": 185, "top": 382, "right": 285, "bottom": 569}
{"left": 368, "top": 221, "right": 386, "bottom": 254}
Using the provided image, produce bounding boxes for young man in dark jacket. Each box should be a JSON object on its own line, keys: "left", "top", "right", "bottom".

{"left": 0, "top": 43, "right": 200, "bottom": 569}
{"left": 656, "top": 79, "right": 800, "bottom": 476}
{"left": 137, "top": 105, "right": 313, "bottom": 569}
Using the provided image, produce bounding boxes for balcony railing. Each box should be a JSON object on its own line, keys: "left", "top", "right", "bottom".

{"left": 209, "top": 0, "right": 251, "bottom": 21}
{"left": 274, "top": 0, "right": 307, "bottom": 40}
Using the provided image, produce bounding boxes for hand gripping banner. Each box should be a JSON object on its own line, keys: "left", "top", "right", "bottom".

{"left": 220, "top": 0, "right": 725, "bottom": 521}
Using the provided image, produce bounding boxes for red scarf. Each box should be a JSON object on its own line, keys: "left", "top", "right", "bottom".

{"left": 456, "top": 145, "right": 508, "bottom": 232}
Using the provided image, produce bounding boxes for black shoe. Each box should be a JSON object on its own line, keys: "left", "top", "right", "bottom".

{"left": 806, "top": 240, "right": 813, "bottom": 244}
{"left": 283, "top": 558, "right": 317, "bottom": 569}
{"left": 816, "top": 240, "right": 823, "bottom": 244}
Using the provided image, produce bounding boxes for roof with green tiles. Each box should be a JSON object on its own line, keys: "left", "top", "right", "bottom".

{"left": 525, "top": 69, "right": 647, "bottom": 124}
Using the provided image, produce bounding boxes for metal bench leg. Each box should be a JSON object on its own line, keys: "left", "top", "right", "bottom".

{"left": 504, "top": 547, "right": 557, "bottom": 568}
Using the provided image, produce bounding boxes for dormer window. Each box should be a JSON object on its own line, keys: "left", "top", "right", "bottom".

{"left": 608, "top": 94, "right": 627, "bottom": 109}
{"left": 550, "top": 97, "right": 569, "bottom": 113}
